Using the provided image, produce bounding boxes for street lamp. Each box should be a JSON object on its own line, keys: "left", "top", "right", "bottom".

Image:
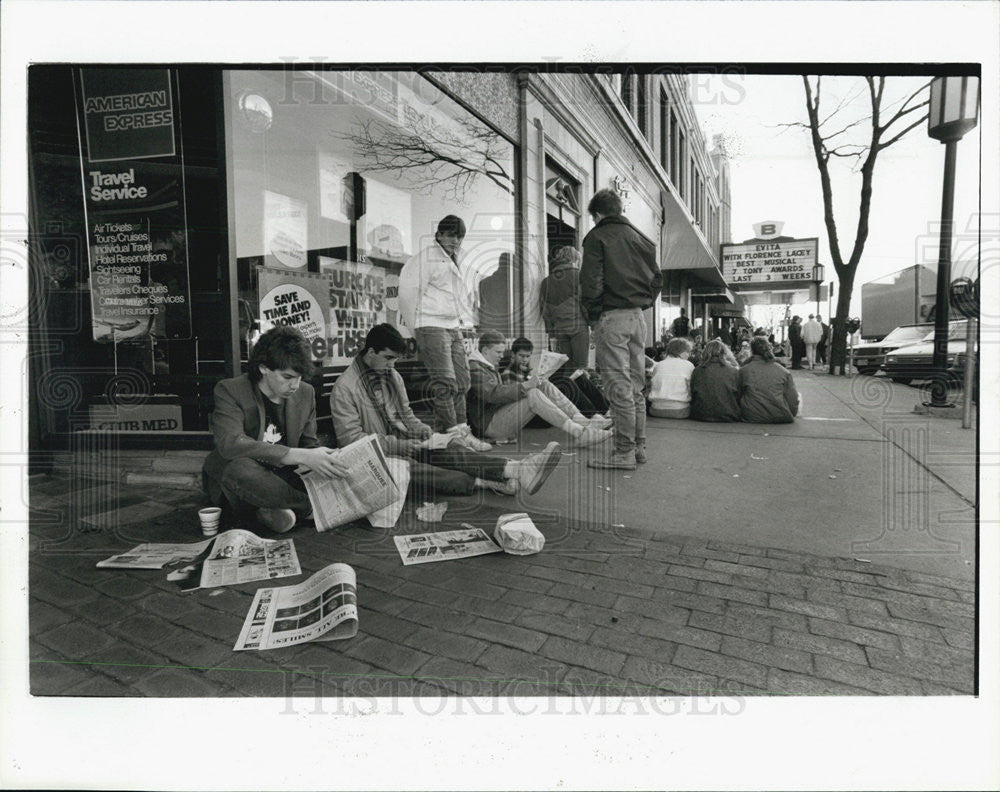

{"left": 926, "top": 75, "right": 980, "bottom": 408}
{"left": 812, "top": 262, "right": 825, "bottom": 315}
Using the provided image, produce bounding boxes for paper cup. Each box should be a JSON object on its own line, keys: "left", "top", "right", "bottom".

{"left": 198, "top": 507, "right": 222, "bottom": 535}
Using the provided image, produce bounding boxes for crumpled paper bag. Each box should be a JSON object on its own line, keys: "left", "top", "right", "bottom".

{"left": 493, "top": 513, "right": 544, "bottom": 555}
{"left": 416, "top": 502, "right": 448, "bottom": 522}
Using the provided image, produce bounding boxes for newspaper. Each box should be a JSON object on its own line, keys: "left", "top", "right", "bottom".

{"left": 97, "top": 539, "right": 213, "bottom": 569}
{"left": 393, "top": 526, "right": 502, "bottom": 565}
{"left": 198, "top": 529, "right": 301, "bottom": 589}
{"left": 233, "top": 563, "right": 358, "bottom": 651}
{"left": 298, "top": 434, "right": 400, "bottom": 532}
{"left": 535, "top": 350, "right": 569, "bottom": 379}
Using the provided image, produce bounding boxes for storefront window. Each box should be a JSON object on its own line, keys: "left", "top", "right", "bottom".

{"left": 227, "top": 69, "right": 518, "bottom": 362}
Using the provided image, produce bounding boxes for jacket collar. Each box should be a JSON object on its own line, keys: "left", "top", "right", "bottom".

{"left": 468, "top": 348, "right": 495, "bottom": 370}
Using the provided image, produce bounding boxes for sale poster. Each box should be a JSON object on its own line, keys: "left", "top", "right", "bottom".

{"left": 319, "top": 257, "right": 388, "bottom": 365}
{"left": 257, "top": 268, "right": 336, "bottom": 355}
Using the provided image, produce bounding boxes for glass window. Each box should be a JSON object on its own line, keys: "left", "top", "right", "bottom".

{"left": 659, "top": 88, "right": 669, "bottom": 171}
{"left": 228, "top": 69, "right": 517, "bottom": 358}
{"left": 637, "top": 76, "right": 648, "bottom": 139}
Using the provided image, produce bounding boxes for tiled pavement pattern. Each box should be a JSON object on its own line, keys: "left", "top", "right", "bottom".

{"left": 27, "top": 474, "right": 976, "bottom": 698}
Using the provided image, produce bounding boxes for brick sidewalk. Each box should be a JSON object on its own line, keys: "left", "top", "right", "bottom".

{"left": 26, "top": 470, "right": 976, "bottom": 698}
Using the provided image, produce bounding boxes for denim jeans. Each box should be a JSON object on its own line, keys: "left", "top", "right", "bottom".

{"left": 484, "top": 380, "right": 579, "bottom": 440}
{"left": 594, "top": 308, "right": 647, "bottom": 453}
{"left": 413, "top": 327, "right": 470, "bottom": 432}
{"left": 219, "top": 458, "right": 312, "bottom": 514}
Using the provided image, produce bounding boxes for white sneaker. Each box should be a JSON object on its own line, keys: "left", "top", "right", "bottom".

{"left": 452, "top": 423, "right": 492, "bottom": 452}
{"left": 588, "top": 415, "right": 613, "bottom": 430}
{"left": 517, "top": 441, "right": 562, "bottom": 495}
{"left": 256, "top": 508, "right": 296, "bottom": 533}
{"left": 574, "top": 427, "right": 612, "bottom": 447}
{"left": 480, "top": 478, "right": 518, "bottom": 496}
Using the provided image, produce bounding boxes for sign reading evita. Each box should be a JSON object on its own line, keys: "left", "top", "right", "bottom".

{"left": 721, "top": 237, "right": 818, "bottom": 288}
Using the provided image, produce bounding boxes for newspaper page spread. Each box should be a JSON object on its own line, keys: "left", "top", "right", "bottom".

{"left": 393, "top": 526, "right": 502, "bottom": 565}
{"left": 233, "top": 563, "right": 358, "bottom": 651}
{"left": 198, "top": 529, "right": 301, "bottom": 589}
{"left": 535, "top": 351, "right": 569, "bottom": 379}
{"left": 299, "top": 434, "right": 400, "bottom": 532}
{"left": 97, "top": 539, "right": 214, "bottom": 569}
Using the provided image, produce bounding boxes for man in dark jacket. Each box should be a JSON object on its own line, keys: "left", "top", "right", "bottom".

{"left": 817, "top": 315, "right": 830, "bottom": 365}
{"left": 580, "top": 188, "right": 662, "bottom": 470}
{"left": 670, "top": 308, "right": 690, "bottom": 338}
{"left": 540, "top": 246, "right": 590, "bottom": 371}
{"left": 788, "top": 315, "right": 805, "bottom": 370}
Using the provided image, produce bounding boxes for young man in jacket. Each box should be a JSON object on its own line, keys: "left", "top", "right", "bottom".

{"left": 579, "top": 188, "right": 662, "bottom": 470}
{"left": 540, "top": 245, "right": 590, "bottom": 371}
{"left": 468, "top": 331, "right": 611, "bottom": 446}
{"left": 397, "top": 214, "right": 491, "bottom": 452}
{"left": 202, "top": 326, "right": 348, "bottom": 534}
{"left": 331, "top": 324, "right": 563, "bottom": 498}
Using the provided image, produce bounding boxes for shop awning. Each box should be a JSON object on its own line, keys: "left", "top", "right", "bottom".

{"left": 690, "top": 285, "right": 735, "bottom": 304}
{"left": 659, "top": 189, "right": 727, "bottom": 288}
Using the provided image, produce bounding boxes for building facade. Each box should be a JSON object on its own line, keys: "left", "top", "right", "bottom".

{"left": 27, "top": 66, "right": 731, "bottom": 450}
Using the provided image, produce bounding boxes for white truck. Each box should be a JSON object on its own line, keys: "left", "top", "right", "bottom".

{"left": 860, "top": 265, "right": 937, "bottom": 341}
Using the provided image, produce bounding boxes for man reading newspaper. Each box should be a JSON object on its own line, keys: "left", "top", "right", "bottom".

{"left": 202, "top": 326, "right": 348, "bottom": 534}
{"left": 331, "top": 324, "right": 563, "bottom": 499}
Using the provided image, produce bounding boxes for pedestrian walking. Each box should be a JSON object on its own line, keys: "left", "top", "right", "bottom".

{"left": 397, "top": 214, "right": 491, "bottom": 451}
{"left": 802, "top": 313, "right": 823, "bottom": 370}
{"left": 580, "top": 188, "right": 662, "bottom": 470}
{"left": 817, "top": 315, "right": 830, "bottom": 365}
{"left": 788, "top": 315, "right": 805, "bottom": 369}
{"left": 738, "top": 337, "right": 800, "bottom": 424}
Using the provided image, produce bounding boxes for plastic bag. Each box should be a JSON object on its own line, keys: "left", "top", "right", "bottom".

{"left": 367, "top": 456, "right": 410, "bottom": 529}
{"left": 493, "top": 513, "right": 545, "bottom": 555}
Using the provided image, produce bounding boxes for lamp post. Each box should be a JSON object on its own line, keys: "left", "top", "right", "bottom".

{"left": 926, "top": 75, "right": 980, "bottom": 408}
{"left": 812, "top": 262, "right": 825, "bottom": 315}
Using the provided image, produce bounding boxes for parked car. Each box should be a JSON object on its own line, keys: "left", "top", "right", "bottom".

{"left": 852, "top": 323, "right": 933, "bottom": 375}
{"left": 881, "top": 320, "right": 972, "bottom": 385}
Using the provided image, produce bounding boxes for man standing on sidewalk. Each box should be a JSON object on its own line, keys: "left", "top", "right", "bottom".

{"left": 580, "top": 188, "right": 662, "bottom": 471}
{"left": 398, "top": 214, "right": 491, "bottom": 451}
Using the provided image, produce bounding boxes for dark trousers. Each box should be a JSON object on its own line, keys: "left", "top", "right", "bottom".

{"left": 219, "top": 458, "right": 311, "bottom": 517}
{"left": 551, "top": 330, "right": 591, "bottom": 371}
{"left": 791, "top": 340, "right": 805, "bottom": 369}
{"left": 551, "top": 371, "right": 609, "bottom": 416}
{"left": 818, "top": 341, "right": 827, "bottom": 364}
{"left": 408, "top": 446, "right": 508, "bottom": 499}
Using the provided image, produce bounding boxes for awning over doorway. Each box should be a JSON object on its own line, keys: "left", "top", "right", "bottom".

{"left": 659, "top": 190, "right": 726, "bottom": 288}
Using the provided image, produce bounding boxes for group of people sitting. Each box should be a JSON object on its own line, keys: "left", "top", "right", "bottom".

{"left": 202, "top": 323, "right": 615, "bottom": 535}
{"left": 647, "top": 336, "right": 800, "bottom": 424}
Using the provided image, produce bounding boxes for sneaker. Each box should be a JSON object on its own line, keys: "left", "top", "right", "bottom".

{"left": 256, "top": 507, "right": 296, "bottom": 533}
{"left": 587, "top": 450, "right": 637, "bottom": 471}
{"left": 634, "top": 446, "right": 647, "bottom": 464}
{"left": 573, "top": 427, "right": 612, "bottom": 447}
{"left": 588, "top": 415, "right": 614, "bottom": 430}
{"left": 480, "top": 478, "right": 518, "bottom": 496}
{"left": 516, "top": 441, "right": 562, "bottom": 495}
{"left": 452, "top": 423, "right": 492, "bottom": 452}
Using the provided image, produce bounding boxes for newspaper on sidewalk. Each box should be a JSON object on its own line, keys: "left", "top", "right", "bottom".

{"left": 233, "top": 563, "right": 358, "bottom": 651}
{"left": 393, "top": 525, "right": 502, "bottom": 565}
{"left": 198, "top": 529, "right": 301, "bottom": 588}
{"left": 97, "top": 539, "right": 214, "bottom": 569}
{"left": 298, "top": 434, "right": 399, "bottom": 532}
{"left": 535, "top": 350, "right": 569, "bottom": 379}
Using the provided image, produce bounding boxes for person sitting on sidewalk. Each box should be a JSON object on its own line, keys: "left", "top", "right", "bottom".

{"left": 648, "top": 337, "right": 694, "bottom": 419}
{"left": 502, "top": 336, "right": 612, "bottom": 426}
{"left": 202, "top": 326, "right": 348, "bottom": 534}
{"left": 331, "top": 324, "right": 563, "bottom": 498}
{"left": 468, "top": 330, "right": 611, "bottom": 446}
{"left": 690, "top": 339, "right": 741, "bottom": 422}
{"left": 738, "top": 337, "right": 800, "bottom": 424}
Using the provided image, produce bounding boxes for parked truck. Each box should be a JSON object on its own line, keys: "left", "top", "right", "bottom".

{"left": 860, "top": 265, "right": 937, "bottom": 341}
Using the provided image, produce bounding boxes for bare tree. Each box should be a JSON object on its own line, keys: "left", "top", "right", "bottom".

{"left": 337, "top": 116, "right": 514, "bottom": 203}
{"left": 793, "top": 76, "right": 930, "bottom": 373}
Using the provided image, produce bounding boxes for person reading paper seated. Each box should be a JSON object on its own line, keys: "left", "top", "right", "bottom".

{"left": 202, "top": 326, "right": 349, "bottom": 534}
{"left": 468, "top": 331, "right": 611, "bottom": 446}
{"left": 330, "top": 324, "right": 563, "bottom": 499}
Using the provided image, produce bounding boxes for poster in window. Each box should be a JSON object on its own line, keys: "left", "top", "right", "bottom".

{"left": 264, "top": 190, "right": 308, "bottom": 270}
{"left": 257, "top": 267, "right": 336, "bottom": 357}
{"left": 319, "top": 257, "right": 388, "bottom": 365}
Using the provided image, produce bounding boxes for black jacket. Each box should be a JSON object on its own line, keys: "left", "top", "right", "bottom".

{"left": 580, "top": 215, "right": 661, "bottom": 322}
{"left": 540, "top": 262, "right": 587, "bottom": 335}
{"left": 737, "top": 357, "right": 799, "bottom": 424}
{"left": 690, "top": 362, "right": 741, "bottom": 422}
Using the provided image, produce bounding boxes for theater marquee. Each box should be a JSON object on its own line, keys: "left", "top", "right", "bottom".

{"left": 721, "top": 237, "right": 819, "bottom": 289}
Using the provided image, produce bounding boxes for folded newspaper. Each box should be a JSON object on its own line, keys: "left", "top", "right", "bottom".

{"left": 534, "top": 350, "right": 569, "bottom": 379}
{"left": 393, "top": 526, "right": 502, "bottom": 566}
{"left": 233, "top": 563, "right": 358, "bottom": 651}
{"left": 298, "top": 434, "right": 400, "bottom": 532}
{"left": 97, "top": 539, "right": 214, "bottom": 569}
